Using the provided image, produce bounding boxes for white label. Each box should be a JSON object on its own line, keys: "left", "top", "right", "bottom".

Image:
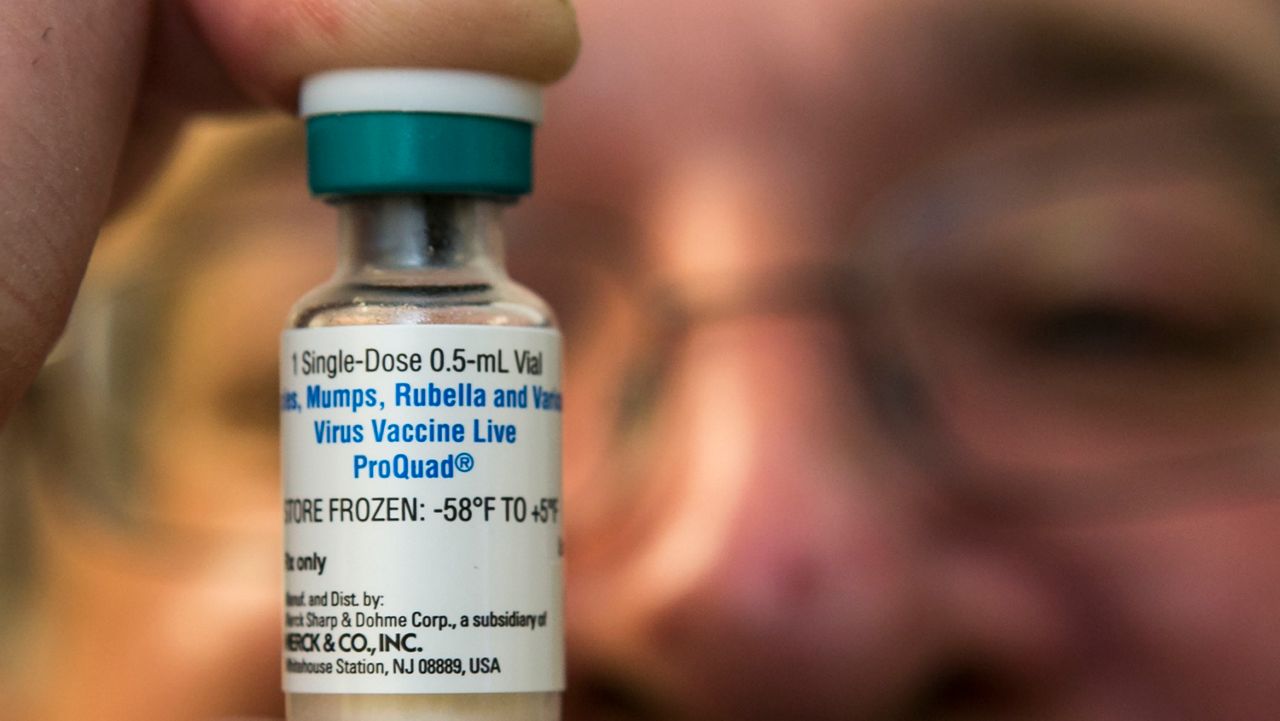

{"left": 280, "top": 325, "right": 564, "bottom": 694}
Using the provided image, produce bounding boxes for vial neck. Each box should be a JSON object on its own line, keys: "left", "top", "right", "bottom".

{"left": 335, "top": 196, "right": 508, "bottom": 280}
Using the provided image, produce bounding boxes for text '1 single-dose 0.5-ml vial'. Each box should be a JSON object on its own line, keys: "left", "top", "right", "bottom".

{"left": 280, "top": 69, "right": 564, "bottom": 721}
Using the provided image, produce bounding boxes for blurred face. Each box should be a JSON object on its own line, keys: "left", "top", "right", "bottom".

{"left": 23, "top": 1, "right": 1280, "bottom": 720}
{"left": 533, "top": 1, "right": 1280, "bottom": 719}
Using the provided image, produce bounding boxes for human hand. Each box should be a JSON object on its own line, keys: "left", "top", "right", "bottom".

{"left": 0, "top": 0, "right": 579, "bottom": 423}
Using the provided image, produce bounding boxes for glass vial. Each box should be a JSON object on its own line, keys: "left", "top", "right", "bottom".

{"left": 281, "top": 70, "right": 564, "bottom": 721}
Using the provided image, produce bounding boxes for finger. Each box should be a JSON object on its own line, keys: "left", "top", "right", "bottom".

{"left": 185, "top": 0, "right": 581, "bottom": 108}
{"left": 110, "top": 0, "right": 250, "bottom": 211}
{"left": 118, "top": 0, "right": 583, "bottom": 204}
{"left": 0, "top": 0, "right": 151, "bottom": 424}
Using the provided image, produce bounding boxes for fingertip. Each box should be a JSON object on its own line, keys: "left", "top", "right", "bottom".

{"left": 186, "top": 0, "right": 581, "bottom": 110}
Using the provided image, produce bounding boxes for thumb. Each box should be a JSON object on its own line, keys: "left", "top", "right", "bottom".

{"left": 0, "top": 0, "right": 580, "bottom": 426}
{"left": 0, "top": 0, "right": 151, "bottom": 425}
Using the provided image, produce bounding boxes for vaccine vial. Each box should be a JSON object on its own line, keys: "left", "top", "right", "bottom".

{"left": 281, "top": 69, "right": 564, "bottom": 721}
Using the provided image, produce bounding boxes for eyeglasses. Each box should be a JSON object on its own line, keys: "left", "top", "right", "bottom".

{"left": 17, "top": 104, "right": 1280, "bottom": 530}
{"left": 515, "top": 103, "right": 1280, "bottom": 523}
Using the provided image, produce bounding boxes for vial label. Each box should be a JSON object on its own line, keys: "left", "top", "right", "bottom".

{"left": 280, "top": 325, "right": 564, "bottom": 694}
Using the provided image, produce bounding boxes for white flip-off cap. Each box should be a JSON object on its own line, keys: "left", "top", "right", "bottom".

{"left": 300, "top": 68, "right": 543, "bottom": 124}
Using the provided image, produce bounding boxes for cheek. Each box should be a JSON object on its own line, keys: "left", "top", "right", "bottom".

{"left": 33, "top": 405, "right": 284, "bottom": 720}
{"left": 1061, "top": 502, "right": 1280, "bottom": 713}
{"left": 142, "top": 407, "right": 280, "bottom": 533}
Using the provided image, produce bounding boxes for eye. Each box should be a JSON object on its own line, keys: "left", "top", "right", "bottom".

{"left": 1017, "top": 301, "right": 1270, "bottom": 364}
{"left": 220, "top": 371, "right": 281, "bottom": 434}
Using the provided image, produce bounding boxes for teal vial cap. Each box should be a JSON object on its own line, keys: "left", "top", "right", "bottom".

{"left": 300, "top": 69, "right": 542, "bottom": 197}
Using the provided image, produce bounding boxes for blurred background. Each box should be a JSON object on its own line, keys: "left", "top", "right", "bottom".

{"left": 6, "top": 0, "right": 1280, "bottom": 719}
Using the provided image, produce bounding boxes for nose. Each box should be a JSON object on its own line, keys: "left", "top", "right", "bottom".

{"left": 565, "top": 315, "right": 1078, "bottom": 720}
{"left": 566, "top": 314, "right": 937, "bottom": 720}
{"left": 562, "top": 160, "right": 1075, "bottom": 721}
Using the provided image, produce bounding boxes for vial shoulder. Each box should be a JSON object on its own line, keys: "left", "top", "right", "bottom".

{"left": 287, "top": 278, "right": 558, "bottom": 330}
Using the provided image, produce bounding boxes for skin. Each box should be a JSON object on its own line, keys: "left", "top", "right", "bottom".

{"left": 7, "top": 0, "right": 1280, "bottom": 720}
{"left": 547, "top": 1, "right": 1280, "bottom": 719}
{"left": 0, "top": 0, "right": 579, "bottom": 426}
